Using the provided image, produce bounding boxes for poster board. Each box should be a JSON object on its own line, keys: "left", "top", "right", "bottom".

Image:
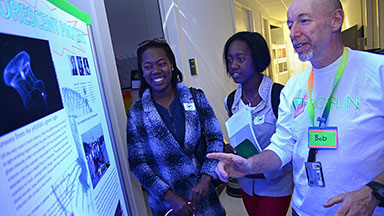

{"left": 0, "top": 0, "right": 130, "bottom": 215}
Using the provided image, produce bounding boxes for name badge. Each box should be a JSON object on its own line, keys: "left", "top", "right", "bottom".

{"left": 308, "top": 127, "right": 338, "bottom": 149}
{"left": 183, "top": 103, "right": 196, "bottom": 111}
{"left": 305, "top": 162, "right": 325, "bottom": 187}
{"left": 253, "top": 115, "right": 265, "bottom": 125}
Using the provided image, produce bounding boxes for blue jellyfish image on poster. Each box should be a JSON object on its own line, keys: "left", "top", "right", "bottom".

{"left": 0, "top": 33, "right": 63, "bottom": 136}
{"left": 3, "top": 50, "right": 48, "bottom": 111}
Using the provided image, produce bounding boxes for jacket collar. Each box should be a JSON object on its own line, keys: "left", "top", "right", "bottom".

{"left": 231, "top": 75, "right": 273, "bottom": 114}
{"left": 141, "top": 83, "right": 200, "bottom": 155}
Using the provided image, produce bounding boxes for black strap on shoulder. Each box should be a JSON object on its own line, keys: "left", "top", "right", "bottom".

{"left": 271, "top": 83, "right": 284, "bottom": 118}
{"left": 190, "top": 87, "right": 207, "bottom": 155}
{"left": 226, "top": 90, "right": 236, "bottom": 117}
{"left": 190, "top": 87, "right": 200, "bottom": 113}
{"left": 189, "top": 87, "right": 204, "bottom": 131}
{"left": 190, "top": 87, "right": 197, "bottom": 106}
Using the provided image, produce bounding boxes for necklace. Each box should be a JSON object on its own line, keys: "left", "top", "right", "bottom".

{"left": 242, "top": 92, "right": 259, "bottom": 106}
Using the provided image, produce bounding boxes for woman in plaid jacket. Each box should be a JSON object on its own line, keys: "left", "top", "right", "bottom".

{"left": 127, "top": 39, "right": 225, "bottom": 216}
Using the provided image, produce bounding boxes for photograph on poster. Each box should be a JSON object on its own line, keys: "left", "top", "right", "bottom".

{"left": 69, "top": 55, "right": 78, "bottom": 76}
{"left": 69, "top": 56, "right": 92, "bottom": 77}
{"left": 83, "top": 57, "right": 91, "bottom": 75}
{"left": 77, "top": 56, "right": 85, "bottom": 76}
{"left": 82, "top": 123, "right": 110, "bottom": 188}
{"left": 0, "top": 33, "right": 63, "bottom": 136}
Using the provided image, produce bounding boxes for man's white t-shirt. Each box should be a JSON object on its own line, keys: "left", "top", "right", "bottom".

{"left": 267, "top": 48, "right": 384, "bottom": 216}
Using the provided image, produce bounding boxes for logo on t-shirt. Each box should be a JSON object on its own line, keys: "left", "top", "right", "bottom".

{"left": 293, "top": 96, "right": 308, "bottom": 118}
{"left": 292, "top": 95, "right": 359, "bottom": 118}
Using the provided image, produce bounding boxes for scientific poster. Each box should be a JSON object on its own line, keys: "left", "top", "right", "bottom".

{"left": 0, "top": 0, "right": 129, "bottom": 215}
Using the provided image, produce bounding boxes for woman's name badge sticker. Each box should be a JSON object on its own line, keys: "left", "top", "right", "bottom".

{"left": 183, "top": 103, "right": 196, "bottom": 111}
{"left": 253, "top": 115, "right": 265, "bottom": 125}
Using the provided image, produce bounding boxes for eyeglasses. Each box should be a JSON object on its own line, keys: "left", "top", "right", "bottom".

{"left": 137, "top": 37, "right": 167, "bottom": 48}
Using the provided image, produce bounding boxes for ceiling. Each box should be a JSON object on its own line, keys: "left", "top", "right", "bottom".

{"left": 255, "top": 0, "right": 293, "bottom": 21}
{"left": 258, "top": 0, "right": 348, "bottom": 22}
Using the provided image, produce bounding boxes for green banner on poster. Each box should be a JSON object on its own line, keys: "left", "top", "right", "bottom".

{"left": 48, "top": 0, "right": 92, "bottom": 25}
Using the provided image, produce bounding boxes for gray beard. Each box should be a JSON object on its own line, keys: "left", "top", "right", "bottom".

{"left": 298, "top": 49, "right": 313, "bottom": 62}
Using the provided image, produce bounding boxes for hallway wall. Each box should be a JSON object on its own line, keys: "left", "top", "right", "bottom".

{"left": 158, "top": 0, "right": 237, "bottom": 139}
{"left": 342, "top": 0, "right": 363, "bottom": 30}
{"left": 158, "top": 0, "right": 306, "bottom": 139}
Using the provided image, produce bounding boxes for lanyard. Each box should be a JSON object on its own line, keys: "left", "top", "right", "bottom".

{"left": 307, "top": 48, "right": 349, "bottom": 162}
{"left": 307, "top": 47, "right": 349, "bottom": 127}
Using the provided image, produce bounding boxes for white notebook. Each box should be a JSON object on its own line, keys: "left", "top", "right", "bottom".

{"left": 225, "top": 108, "right": 262, "bottom": 158}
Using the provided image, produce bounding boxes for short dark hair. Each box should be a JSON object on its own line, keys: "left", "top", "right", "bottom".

{"left": 136, "top": 40, "right": 183, "bottom": 96}
{"left": 223, "top": 31, "right": 271, "bottom": 75}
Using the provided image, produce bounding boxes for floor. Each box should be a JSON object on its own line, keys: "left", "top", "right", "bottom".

{"left": 141, "top": 183, "right": 292, "bottom": 216}
{"left": 218, "top": 185, "right": 292, "bottom": 216}
{"left": 218, "top": 187, "right": 248, "bottom": 215}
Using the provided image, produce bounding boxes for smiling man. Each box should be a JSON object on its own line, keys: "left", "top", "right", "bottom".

{"left": 208, "top": 0, "right": 384, "bottom": 215}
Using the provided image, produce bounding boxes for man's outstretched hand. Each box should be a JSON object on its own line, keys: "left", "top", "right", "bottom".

{"left": 206, "top": 153, "right": 252, "bottom": 182}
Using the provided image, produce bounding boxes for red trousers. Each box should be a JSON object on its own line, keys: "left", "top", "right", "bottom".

{"left": 240, "top": 189, "right": 291, "bottom": 216}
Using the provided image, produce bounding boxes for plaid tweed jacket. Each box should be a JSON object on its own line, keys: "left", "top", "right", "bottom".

{"left": 127, "top": 83, "right": 225, "bottom": 216}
